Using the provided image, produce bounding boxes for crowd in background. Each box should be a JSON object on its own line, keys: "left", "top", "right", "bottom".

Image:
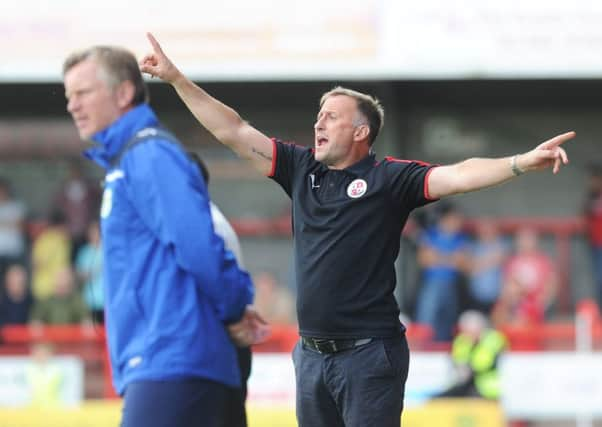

{"left": 0, "top": 162, "right": 102, "bottom": 329}
{"left": 407, "top": 202, "right": 557, "bottom": 343}
{"left": 0, "top": 161, "right": 297, "bottom": 330}
{"left": 1, "top": 162, "right": 601, "bottom": 346}
{"left": 399, "top": 164, "right": 602, "bottom": 345}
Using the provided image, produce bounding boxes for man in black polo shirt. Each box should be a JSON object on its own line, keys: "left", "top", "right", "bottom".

{"left": 140, "top": 33, "right": 573, "bottom": 427}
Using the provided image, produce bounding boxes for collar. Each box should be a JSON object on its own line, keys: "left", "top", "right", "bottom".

{"left": 83, "top": 104, "right": 159, "bottom": 169}
{"left": 344, "top": 152, "right": 377, "bottom": 176}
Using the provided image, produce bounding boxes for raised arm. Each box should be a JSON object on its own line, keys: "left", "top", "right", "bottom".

{"left": 139, "top": 32, "right": 274, "bottom": 176}
{"left": 427, "top": 131, "right": 575, "bottom": 199}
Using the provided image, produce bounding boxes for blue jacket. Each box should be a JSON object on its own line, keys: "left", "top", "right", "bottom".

{"left": 84, "top": 104, "right": 253, "bottom": 394}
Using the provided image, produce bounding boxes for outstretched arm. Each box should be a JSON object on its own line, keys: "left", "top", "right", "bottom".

{"left": 427, "top": 131, "right": 574, "bottom": 199}
{"left": 139, "top": 32, "right": 274, "bottom": 176}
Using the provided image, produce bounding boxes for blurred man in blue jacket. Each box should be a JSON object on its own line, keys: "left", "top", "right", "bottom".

{"left": 63, "top": 45, "right": 260, "bottom": 427}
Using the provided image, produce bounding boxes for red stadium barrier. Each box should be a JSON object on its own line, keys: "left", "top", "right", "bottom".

{"left": 1, "top": 319, "right": 601, "bottom": 401}
{"left": 0, "top": 324, "right": 104, "bottom": 343}
{"left": 500, "top": 320, "right": 602, "bottom": 351}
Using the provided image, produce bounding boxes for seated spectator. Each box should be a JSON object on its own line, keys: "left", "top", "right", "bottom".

{"left": 492, "top": 227, "right": 557, "bottom": 326}
{"left": 30, "top": 268, "right": 90, "bottom": 325}
{"left": 75, "top": 220, "right": 104, "bottom": 323}
{"left": 415, "top": 203, "right": 470, "bottom": 342}
{"left": 31, "top": 211, "right": 71, "bottom": 301}
{"left": 467, "top": 220, "right": 509, "bottom": 315}
{"left": 435, "top": 310, "right": 507, "bottom": 400}
{"left": 0, "top": 263, "right": 32, "bottom": 325}
{"left": 0, "top": 177, "right": 27, "bottom": 282}
{"left": 253, "top": 271, "right": 296, "bottom": 325}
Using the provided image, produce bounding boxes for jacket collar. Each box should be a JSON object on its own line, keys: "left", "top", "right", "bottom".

{"left": 83, "top": 104, "right": 159, "bottom": 169}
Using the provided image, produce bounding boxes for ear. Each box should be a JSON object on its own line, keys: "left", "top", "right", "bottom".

{"left": 115, "top": 80, "right": 136, "bottom": 110}
{"left": 353, "top": 124, "right": 370, "bottom": 143}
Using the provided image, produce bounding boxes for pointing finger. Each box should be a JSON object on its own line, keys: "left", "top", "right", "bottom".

{"left": 541, "top": 131, "right": 576, "bottom": 149}
{"left": 146, "top": 32, "right": 165, "bottom": 56}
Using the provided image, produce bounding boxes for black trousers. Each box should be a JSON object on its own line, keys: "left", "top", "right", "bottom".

{"left": 293, "top": 335, "right": 410, "bottom": 427}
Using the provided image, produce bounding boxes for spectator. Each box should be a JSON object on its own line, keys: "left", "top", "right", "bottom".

{"left": 75, "top": 220, "right": 104, "bottom": 323}
{"left": 435, "top": 310, "right": 507, "bottom": 400}
{"left": 467, "top": 220, "right": 509, "bottom": 315}
{"left": 0, "top": 263, "right": 33, "bottom": 326}
{"left": 31, "top": 211, "right": 71, "bottom": 301}
{"left": 584, "top": 165, "right": 602, "bottom": 310}
{"left": 30, "top": 268, "right": 89, "bottom": 325}
{"left": 415, "top": 203, "right": 470, "bottom": 341}
{"left": 25, "top": 342, "right": 64, "bottom": 408}
{"left": 492, "top": 228, "right": 557, "bottom": 326}
{"left": 0, "top": 177, "right": 27, "bottom": 282}
{"left": 52, "top": 160, "right": 101, "bottom": 259}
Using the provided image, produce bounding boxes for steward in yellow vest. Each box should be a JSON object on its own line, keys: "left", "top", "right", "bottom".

{"left": 436, "top": 310, "right": 507, "bottom": 399}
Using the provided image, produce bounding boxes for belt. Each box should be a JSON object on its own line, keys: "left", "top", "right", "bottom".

{"left": 301, "top": 336, "right": 373, "bottom": 354}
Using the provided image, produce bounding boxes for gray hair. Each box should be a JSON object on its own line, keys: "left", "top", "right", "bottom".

{"left": 320, "top": 86, "right": 384, "bottom": 146}
{"left": 63, "top": 46, "right": 149, "bottom": 106}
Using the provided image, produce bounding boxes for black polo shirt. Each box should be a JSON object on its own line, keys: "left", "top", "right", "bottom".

{"left": 268, "top": 139, "right": 437, "bottom": 339}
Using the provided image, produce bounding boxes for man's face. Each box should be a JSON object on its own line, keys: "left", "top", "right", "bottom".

{"left": 64, "top": 58, "right": 123, "bottom": 140}
{"left": 314, "top": 95, "right": 360, "bottom": 168}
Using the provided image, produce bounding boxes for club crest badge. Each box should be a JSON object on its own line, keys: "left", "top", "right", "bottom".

{"left": 347, "top": 179, "right": 368, "bottom": 199}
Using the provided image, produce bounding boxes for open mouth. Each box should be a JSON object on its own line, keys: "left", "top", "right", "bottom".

{"left": 316, "top": 137, "right": 328, "bottom": 147}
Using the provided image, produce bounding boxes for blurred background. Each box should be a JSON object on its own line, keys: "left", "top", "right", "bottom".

{"left": 1, "top": 0, "right": 601, "bottom": 426}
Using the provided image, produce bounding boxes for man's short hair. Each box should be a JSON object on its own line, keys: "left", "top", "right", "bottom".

{"left": 320, "top": 86, "right": 384, "bottom": 146}
{"left": 63, "top": 46, "right": 149, "bottom": 106}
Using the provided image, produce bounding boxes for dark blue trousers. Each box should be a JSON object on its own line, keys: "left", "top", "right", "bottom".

{"left": 220, "top": 347, "right": 252, "bottom": 427}
{"left": 120, "top": 378, "right": 229, "bottom": 427}
{"left": 293, "top": 335, "right": 410, "bottom": 427}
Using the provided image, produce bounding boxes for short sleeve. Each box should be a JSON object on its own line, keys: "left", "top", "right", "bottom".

{"left": 384, "top": 157, "right": 439, "bottom": 210}
{"left": 268, "top": 138, "right": 314, "bottom": 197}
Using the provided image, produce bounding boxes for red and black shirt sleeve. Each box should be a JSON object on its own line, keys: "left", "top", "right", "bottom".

{"left": 383, "top": 156, "right": 439, "bottom": 210}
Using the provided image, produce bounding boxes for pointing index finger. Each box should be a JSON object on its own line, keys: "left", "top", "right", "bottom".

{"left": 544, "top": 131, "right": 576, "bottom": 149}
{"left": 146, "top": 32, "right": 164, "bottom": 55}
